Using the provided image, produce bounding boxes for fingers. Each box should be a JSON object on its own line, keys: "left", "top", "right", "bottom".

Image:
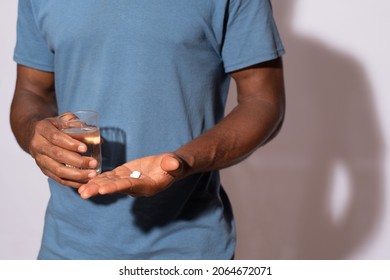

{"left": 79, "top": 167, "right": 134, "bottom": 197}
{"left": 78, "top": 181, "right": 101, "bottom": 198}
{"left": 78, "top": 153, "right": 181, "bottom": 200}
{"left": 34, "top": 142, "right": 97, "bottom": 169}
{"left": 78, "top": 168, "right": 152, "bottom": 199}
{"left": 37, "top": 155, "right": 97, "bottom": 188}
{"left": 30, "top": 118, "right": 98, "bottom": 187}
{"left": 33, "top": 118, "right": 87, "bottom": 153}
{"left": 78, "top": 171, "right": 137, "bottom": 199}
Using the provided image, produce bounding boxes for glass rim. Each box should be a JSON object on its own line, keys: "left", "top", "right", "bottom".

{"left": 57, "top": 110, "right": 99, "bottom": 125}
{"left": 58, "top": 110, "right": 98, "bottom": 117}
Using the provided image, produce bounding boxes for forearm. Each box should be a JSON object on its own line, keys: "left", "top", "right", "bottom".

{"left": 11, "top": 92, "right": 57, "bottom": 153}
{"left": 174, "top": 98, "right": 283, "bottom": 176}
{"left": 174, "top": 58, "right": 285, "bottom": 177}
{"left": 10, "top": 66, "right": 57, "bottom": 154}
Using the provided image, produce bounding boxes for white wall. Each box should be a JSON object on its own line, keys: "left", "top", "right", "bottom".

{"left": 0, "top": 2, "right": 48, "bottom": 259}
{"left": 1, "top": 0, "right": 389, "bottom": 259}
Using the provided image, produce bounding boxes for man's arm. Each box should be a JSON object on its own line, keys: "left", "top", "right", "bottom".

{"left": 78, "top": 57, "right": 285, "bottom": 198}
{"left": 10, "top": 65, "right": 98, "bottom": 188}
{"left": 11, "top": 65, "right": 57, "bottom": 152}
{"left": 174, "top": 57, "right": 285, "bottom": 175}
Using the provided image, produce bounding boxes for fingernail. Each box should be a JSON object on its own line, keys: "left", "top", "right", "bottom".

{"left": 80, "top": 193, "right": 90, "bottom": 200}
{"left": 78, "top": 145, "right": 87, "bottom": 153}
{"left": 88, "top": 172, "right": 96, "bottom": 178}
{"left": 89, "top": 159, "right": 98, "bottom": 168}
{"left": 98, "top": 188, "right": 107, "bottom": 195}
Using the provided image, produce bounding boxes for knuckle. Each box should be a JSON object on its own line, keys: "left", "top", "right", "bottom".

{"left": 72, "top": 171, "right": 84, "bottom": 181}
{"left": 29, "top": 140, "right": 38, "bottom": 151}
{"left": 79, "top": 157, "right": 89, "bottom": 167}
{"left": 51, "top": 133, "right": 69, "bottom": 150}
{"left": 50, "top": 131, "right": 61, "bottom": 144}
{"left": 34, "top": 156, "right": 47, "bottom": 170}
{"left": 35, "top": 120, "right": 50, "bottom": 136}
{"left": 29, "top": 133, "right": 41, "bottom": 151}
{"left": 41, "top": 169, "right": 50, "bottom": 177}
{"left": 52, "top": 165, "right": 63, "bottom": 176}
{"left": 51, "top": 147, "right": 63, "bottom": 160}
{"left": 36, "top": 120, "right": 61, "bottom": 144}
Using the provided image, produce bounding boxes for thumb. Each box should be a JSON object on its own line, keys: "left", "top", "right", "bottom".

{"left": 160, "top": 153, "right": 184, "bottom": 178}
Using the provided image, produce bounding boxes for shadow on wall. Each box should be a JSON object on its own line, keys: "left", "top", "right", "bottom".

{"left": 222, "top": 0, "right": 384, "bottom": 259}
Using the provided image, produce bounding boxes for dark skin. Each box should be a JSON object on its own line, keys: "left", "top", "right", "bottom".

{"left": 10, "top": 58, "right": 285, "bottom": 199}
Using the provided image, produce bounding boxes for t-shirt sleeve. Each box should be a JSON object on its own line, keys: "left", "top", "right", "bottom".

{"left": 14, "top": 0, "right": 54, "bottom": 72}
{"left": 221, "top": 0, "right": 285, "bottom": 73}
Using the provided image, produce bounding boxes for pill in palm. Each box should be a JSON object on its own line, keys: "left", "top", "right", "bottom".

{"left": 130, "top": 170, "right": 141, "bottom": 179}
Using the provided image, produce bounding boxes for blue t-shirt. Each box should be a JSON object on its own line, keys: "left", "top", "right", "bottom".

{"left": 14, "top": 0, "right": 285, "bottom": 259}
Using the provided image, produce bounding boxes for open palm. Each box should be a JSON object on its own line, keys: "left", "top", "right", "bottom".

{"left": 78, "top": 153, "right": 182, "bottom": 199}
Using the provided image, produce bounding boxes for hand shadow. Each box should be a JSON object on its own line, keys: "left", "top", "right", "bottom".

{"left": 222, "top": 0, "right": 384, "bottom": 259}
{"left": 131, "top": 172, "right": 234, "bottom": 233}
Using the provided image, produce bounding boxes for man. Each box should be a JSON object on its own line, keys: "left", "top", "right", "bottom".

{"left": 11, "top": 0, "right": 285, "bottom": 259}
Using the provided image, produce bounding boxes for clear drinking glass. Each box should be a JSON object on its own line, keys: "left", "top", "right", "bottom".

{"left": 58, "top": 110, "right": 102, "bottom": 173}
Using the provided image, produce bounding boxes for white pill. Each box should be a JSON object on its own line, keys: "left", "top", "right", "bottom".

{"left": 130, "top": 170, "right": 141, "bottom": 179}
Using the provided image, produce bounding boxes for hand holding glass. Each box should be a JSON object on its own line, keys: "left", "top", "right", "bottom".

{"left": 58, "top": 110, "right": 102, "bottom": 174}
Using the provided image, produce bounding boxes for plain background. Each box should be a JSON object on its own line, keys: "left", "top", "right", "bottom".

{"left": 1, "top": 0, "right": 389, "bottom": 259}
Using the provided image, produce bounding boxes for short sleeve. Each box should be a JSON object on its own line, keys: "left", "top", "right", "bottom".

{"left": 221, "top": 0, "right": 285, "bottom": 73}
{"left": 14, "top": 0, "right": 54, "bottom": 72}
